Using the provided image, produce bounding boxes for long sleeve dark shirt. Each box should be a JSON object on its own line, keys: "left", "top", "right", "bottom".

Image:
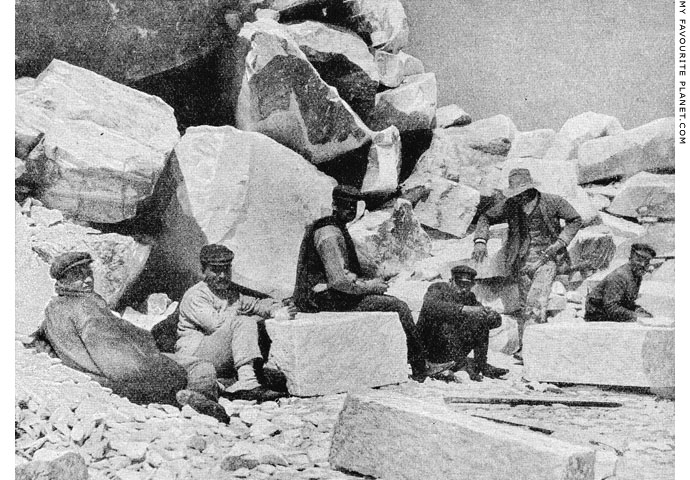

{"left": 585, "top": 263, "right": 642, "bottom": 322}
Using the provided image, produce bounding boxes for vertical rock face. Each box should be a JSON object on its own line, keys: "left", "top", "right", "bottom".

{"left": 329, "top": 391, "right": 596, "bottom": 480}
{"left": 349, "top": 199, "right": 431, "bottom": 274}
{"left": 544, "top": 111, "right": 624, "bottom": 162}
{"left": 607, "top": 172, "right": 675, "bottom": 220}
{"left": 15, "top": 0, "right": 230, "bottom": 83}
{"left": 367, "top": 73, "right": 437, "bottom": 133}
{"left": 577, "top": 117, "right": 675, "bottom": 184}
{"left": 361, "top": 126, "right": 402, "bottom": 193}
{"left": 265, "top": 312, "right": 408, "bottom": 396}
{"left": 161, "top": 126, "right": 336, "bottom": 299}
{"left": 234, "top": 18, "right": 372, "bottom": 164}
{"left": 16, "top": 60, "right": 180, "bottom": 223}
{"left": 285, "top": 21, "right": 379, "bottom": 120}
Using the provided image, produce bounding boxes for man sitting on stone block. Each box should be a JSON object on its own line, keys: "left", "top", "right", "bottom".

{"left": 177, "top": 244, "right": 289, "bottom": 402}
{"left": 585, "top": 243, "right": 655, "bottom": 322}
{"left": 471, "top": 168, "right": 582, "bottom": 358}
{"left": 417, "top": 265, "right": 509, "bottom": 381}
{"left": 293, "top": 184, "right": 451, "bottom": 382}
{"left": 31, "top": 252, "right": 229, "bottom": 423}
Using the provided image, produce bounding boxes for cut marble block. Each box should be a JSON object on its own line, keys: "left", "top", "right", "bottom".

{"left": 264, "top": 312, "right": 408, "bottom": 396}
{"left": 329, "top": 391, "right": 596, "bottom": 480}
{"left": 523, "top": 323, "right": 674, "bottom": 389}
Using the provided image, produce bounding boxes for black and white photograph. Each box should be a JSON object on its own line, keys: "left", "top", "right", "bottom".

{"left": 13, "top": 1, "right": 682, "bottom": 479}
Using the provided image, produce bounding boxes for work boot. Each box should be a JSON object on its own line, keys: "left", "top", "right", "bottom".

{"left": 225, "top": 385, "right": 284, "bottom": 403}
{"left": 481, "top": 363, "right": 509, "bottom": 379}
{"left": 465, "top": 361, "right": 483, "bottom": 382}
{"left": 176, "top": 390, "right": 230, "bottom": 424}
{"left": 409, "top": 360, "right": 456, "bottom": 383}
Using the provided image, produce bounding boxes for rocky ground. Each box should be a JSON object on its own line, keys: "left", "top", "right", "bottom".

{"left": 15, "top": 338, "right": 674, "bottom": 480}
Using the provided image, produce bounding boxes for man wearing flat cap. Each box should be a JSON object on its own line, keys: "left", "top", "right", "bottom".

{"left": 417, "top": 265, "right": 508, "bottom": 381}
{"left": 472, "top": 168, "right": 582, "bottom": 355}
{"left": 585, "top": 243, "right": 656, "bottom": 322}
{"left": 177, "top": 244, "right": 288, "bottom": 401}
{"left": 33, "top": 252, "right": 229, "bottom": 423}
{"left": 293, "top": 185, "right": 448, "bottom": 381}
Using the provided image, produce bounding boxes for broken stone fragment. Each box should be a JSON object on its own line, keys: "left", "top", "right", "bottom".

{"left": 577, "top": 117, "right": 674, "bottom": 184}
{"left": 567, "top": 225, "right": 617, "bottom": 273}
{"left": 367, "top": 73, "right": 437, "bottom": 133}
{"left": 349, "top": 0, "right": 409, "bottom": 53}
{"left": 607, "top": 172, "right": 674, "bottom": 220}
{"left": 16, "top": 60, "right": 179, "bottom": 223}
{"left": 507, "top": 128, "right": 556, "bottom": 159}
{"left": 544, "top": 111, "right": 624, "bottom": 162}
{"left": 15, "top": 452, "right": 88, "bottom": 480}
{"left": 233, "top": 18, "right": 372, "bottom": 164}
{"left": 329, "top": 391, "right": 596, "bottom": 480}
{"left": 360, "top": 126, "right": 402, "bottom": 194}
{"left": 433, "top": 104, "right": 472, "bottom": 129}
{"left": 374, "top": 50, "right": 425, "bottom": 88}
{"left": 265, "top": 312, "right": 408, "bottom": 396}
{"left": 286, "top": 20, "right": 379, "bottom": 120}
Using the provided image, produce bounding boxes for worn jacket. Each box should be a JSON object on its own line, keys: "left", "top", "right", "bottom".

{"left": 177, "top": 281, "right": 279, "bottom": 356}
{"left": 585, "top": 263, "right": 642, "bottom": 322}
{"left": 39, "top": 291, "right": 187, "bottom": 401}
{"left": 474, "top": 192, "right": 582, "bottom": 277}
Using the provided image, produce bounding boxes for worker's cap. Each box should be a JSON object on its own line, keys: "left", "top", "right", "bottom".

{"left": 630, "top": 243, "right": 656, "bottom": 259}
{"left": 332, "top": 184, "right": 363, "bottom": 204}
{"left": 451, "top": 265, "right": 478, "bottom": 282}
{"left": 49, "top": 251, "right": 93, "bottom": 280}
{"left": 200, "top": 244, "right": 234, "bottom": 266}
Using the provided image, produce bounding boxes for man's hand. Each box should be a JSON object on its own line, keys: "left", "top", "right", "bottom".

{"left": 471, "top": 241, "right": 488, "bottom": 263}
{"left": 272, "top": 305, "right": 298, "bottom": 321}
{"left": 365, "top": 279, "right": 389, "bottom": 295}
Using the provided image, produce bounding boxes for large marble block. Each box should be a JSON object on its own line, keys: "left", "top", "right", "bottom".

{"left": 329, "top": 391, "right": 596, "bottom": 480}
{"left": 265, "top": 312, "right": 408, "bottom": 396}
{"left": 523, "top": 323, "right": 674, "bottom": 389}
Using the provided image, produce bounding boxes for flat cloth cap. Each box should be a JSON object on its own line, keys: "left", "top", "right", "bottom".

{"left": 50, "top": 251, "right": 93, "bottom": 280}
{"left": 332, "top": 184, "right": 363, "bottom": 203}
{"left": 631, "top": 243, "right": 656, "bottom": 258}
{"left": 200, "top": 244, "right": 234, "bottom": 266}
{"left": 451, "top": 265, "right": 477, "bottom": 281}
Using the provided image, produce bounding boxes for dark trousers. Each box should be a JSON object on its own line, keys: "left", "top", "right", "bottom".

{"left": 314, "top": 292, "right": 427, "bottom": 372}
{"left": 422, "top": 318, "right": 489, "bottom": 369}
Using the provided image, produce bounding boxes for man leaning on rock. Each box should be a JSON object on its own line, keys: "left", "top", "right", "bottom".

{"left": 292, "top": 184, "right": 452, "bottom": 382}
{"left": 176, "top": 244, "right": 291, "bottom": 402}
{"left": 585, "top": 243, "right": 656, "bottom": 322}
{"left": 471, "top": 168, "right": 582, "bottom": 358}
{"left": 417, "top": 265, "right": 509, "bottom": 382}
{"left": 30, "top": 252, "right": 229, "bottom": 423}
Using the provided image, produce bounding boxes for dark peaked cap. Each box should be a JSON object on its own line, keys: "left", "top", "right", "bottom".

{"left": 631, "top": 243, "right": 656, "bottom": 258}
{"left": 332, "top": 184, "right": 363, "bottom": 203}
{"left": 200, "top": 244, "right": 234, "bottom": 266}
{"left": 451, "top": 265, "right": 477, "bottom": 281}
{"left": 50, "top": 251, "right": 93, "bottom": 280}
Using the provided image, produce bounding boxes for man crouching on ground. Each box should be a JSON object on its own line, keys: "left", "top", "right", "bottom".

{"left": 176, "top": 244, "right": 290, "bottom": 402}
{"left": 32, "top": 252, "right": 229, "bottom": 423}
{"left": 417, "top": 265, "right": 509, "bottom": 381}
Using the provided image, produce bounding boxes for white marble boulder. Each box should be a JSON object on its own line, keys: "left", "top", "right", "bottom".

{"left": 367, "top": 73, "right": 437, "bottom": 133}
{"left": 544, "top": 111, "right": 624, "bottom": 162}
{"left": 16, "top": 60, "right": 179, "bottom": 223}
{"left": 374, "top": 50, "right": 424, "bottom": 88}
{"left": 577, "top": 117, "right": 674, "bottom": 184}
{"left": 349, "top": 0, "right": 409, "bottom": 53}
{"left": 286, "top": 21, "right": 380, "bottom": 120}
{"left": 265, "top": 313, "right": 408, "bottom": 396}
{"left": 361, "top": 126, "right": 402, "bottom": 194}
{"left": 607, "top": 172, "right": 674, "bottom": 220}
{"left": 567, "top": 225, "right": 617, "bottom": 272}
{"left": 507, "top": 128, "right": 556, "bottom": 159}
{"left": 329, "top": 391, "right": 596, "bottom": 480}
{"left": 233, "top": 18, "right": 372, "bottom": 164}
{"left": 349, "top": 199, "right": 432, "bottom": 275}
{"left": 523, "top": 323, "right": 674, "bottom": 390}
{"left": 161, "top": 126, "right": 336, "bottom": 299}
{"left": 433, "top": 104, "right": 472, "bottom": 128}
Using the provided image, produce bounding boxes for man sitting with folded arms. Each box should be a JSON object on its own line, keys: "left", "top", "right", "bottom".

{"left": 32, "top": 252, "right": 228, "bottom": 423}
{"left": 585, "top": 243, "right": 656, "bottom": 322}
{"left": 176, "top": 244, "right": 291, "bottom": 402}
{"left": 417, "top": 265, "right": 509, "bottom": 381}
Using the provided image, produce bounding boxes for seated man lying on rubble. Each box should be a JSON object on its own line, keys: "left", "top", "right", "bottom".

{"left": 30, "top": 252, "right": 229, "bottom": 423}
{"left": 292, "top": 184, "right": 452, "bottom": 382}
{"left": 417, "top": 265, "right": 509, "bottom": 381}
{"left": 585, "top": 243, "right": 655, "bottom": 322}
{"left": 176, "top": 244, "right": 291, "bottom": 402}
